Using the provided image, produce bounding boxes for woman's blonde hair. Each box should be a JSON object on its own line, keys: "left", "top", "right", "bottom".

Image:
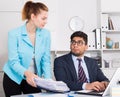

{"left": 22, "top": 1, "right": 48, "bottom": 21}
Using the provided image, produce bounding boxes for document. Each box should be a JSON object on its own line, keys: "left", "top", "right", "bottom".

{"left": 101, "top": 32, "right": 106, "bottom": 49}
{"left": 93, "top": 28, "right": 101, "bottom": 49}
{"left": 34, "top": 78, "right": 70, "bottom": 93}
{"left": 87, "top": 33, "right": 95, "bottom": 50}
{"left": 101, "top": 14, "right": 109, "bottom": 31}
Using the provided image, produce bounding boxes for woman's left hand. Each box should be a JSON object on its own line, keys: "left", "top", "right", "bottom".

{"left": 24, "top": 70, "right": 39, "bottom": 87}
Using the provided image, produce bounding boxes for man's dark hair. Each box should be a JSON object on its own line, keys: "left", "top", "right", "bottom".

{"left": 70, "top": 31, "right": 88, "bottom": 45}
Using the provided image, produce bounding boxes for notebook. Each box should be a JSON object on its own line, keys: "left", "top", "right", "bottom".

{"left": 75, "top": 68, "right": 120, "bottom": 96}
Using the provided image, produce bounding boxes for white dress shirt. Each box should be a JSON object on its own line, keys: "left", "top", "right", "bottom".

{"left": 72, "top": 55, "right": 90, "bottom": 89}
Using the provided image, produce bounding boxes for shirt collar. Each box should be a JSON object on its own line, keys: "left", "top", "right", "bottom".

{"left": 72, "top": 54, "right": 84, "bottom": 62}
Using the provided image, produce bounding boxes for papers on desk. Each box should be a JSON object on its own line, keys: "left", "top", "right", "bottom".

{"left": 34, "top": 78, "right": 70, "bottom": 93}
{"left": 28, "top": 93, "right": 68, "bottom": 97}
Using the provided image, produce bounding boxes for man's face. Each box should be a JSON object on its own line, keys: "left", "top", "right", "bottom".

{"left": 70, "top": 37, "right": 88, "bottom": 57}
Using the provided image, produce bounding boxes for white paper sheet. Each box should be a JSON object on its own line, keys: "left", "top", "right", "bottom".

{"left": 34, "top": 78, "right": 70, "bottom": 93}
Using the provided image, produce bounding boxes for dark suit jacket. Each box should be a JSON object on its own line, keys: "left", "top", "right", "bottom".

{"left": 54, "top": 53, "right": 109, "bottom": 91}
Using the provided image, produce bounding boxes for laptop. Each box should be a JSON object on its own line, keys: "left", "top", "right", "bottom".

{"left": 75, "top": 68, "right": 120, "bottom": 96}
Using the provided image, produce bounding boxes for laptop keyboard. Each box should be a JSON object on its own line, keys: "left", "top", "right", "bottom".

{"left": 89, "top": 90, "right": 104, "bottom": 94}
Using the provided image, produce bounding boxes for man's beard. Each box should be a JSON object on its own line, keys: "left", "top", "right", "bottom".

{"left": 70, "top": 51, "right": 82, "bottom": 57}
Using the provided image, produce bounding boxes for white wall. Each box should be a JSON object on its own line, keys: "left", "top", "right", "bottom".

{"left": 0, "top": 0, "right": 98, "bottom": 97}
{"left": 55, "top": 0, "right": 98, "bottom": 51}
{"left": 101, "top": 0, "right": 120, "bottom": 12}
{"left": 41, "top": 0, "right": 98, "bottom": 51}
{"left": 0, "top": 0, "right": 98, "bottom": 68}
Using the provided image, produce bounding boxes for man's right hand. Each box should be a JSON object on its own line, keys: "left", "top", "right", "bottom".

{"left": 85, "top": 81, "right": 107, "bottom": 92}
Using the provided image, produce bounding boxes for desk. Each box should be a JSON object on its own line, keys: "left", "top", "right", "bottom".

{"left": 11, "top": 92, "right": 110, "bottom": 97}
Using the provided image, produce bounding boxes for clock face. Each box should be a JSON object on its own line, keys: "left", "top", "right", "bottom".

{"left": 69, "top": 16, "right": 84, "bottom": 31}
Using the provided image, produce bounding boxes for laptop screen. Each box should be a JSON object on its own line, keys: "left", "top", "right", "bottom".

{"left": 102, "top": 68, "right": 120, "bottom": 96}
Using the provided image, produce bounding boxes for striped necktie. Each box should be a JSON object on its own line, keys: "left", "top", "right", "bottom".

{"left": 77, "top": 58, "right": 87, "bottom": 82}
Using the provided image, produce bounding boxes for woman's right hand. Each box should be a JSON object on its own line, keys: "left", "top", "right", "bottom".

{"left": 24, "top": 70, "right": 39, "bottom": 87}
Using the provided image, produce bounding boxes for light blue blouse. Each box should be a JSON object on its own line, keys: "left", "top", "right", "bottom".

{"left": 3, "top": 23, "right": 51, "bottom": 84}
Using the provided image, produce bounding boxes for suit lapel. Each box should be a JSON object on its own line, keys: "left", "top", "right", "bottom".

{"left": 65, "top": 53, "right": 78, "bottom": 81}
{"left": 21, "top": 25, "right": 33, "bottom": 47}
{"left": 22, "top": 35, "right": 33, "bottom": 47}
{"left": 21, "top": 26, "right": 42, "bottom": 49}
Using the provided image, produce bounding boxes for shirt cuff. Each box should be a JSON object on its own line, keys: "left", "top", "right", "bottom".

{"left": 82, "top": 83, "right": 87, "bottom": 90}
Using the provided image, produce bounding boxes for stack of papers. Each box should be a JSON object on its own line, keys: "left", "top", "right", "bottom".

{"left": 34, "top": 78, "right": 70, "bottom": 93}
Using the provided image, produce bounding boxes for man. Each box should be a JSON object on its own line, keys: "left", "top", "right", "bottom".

{"left": 54, "top": 31, "right": 109, "bottom": 91}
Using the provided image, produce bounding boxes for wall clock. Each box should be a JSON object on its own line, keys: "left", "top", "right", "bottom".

{"left": 69, "top": 16, "right": 84, "bottom": 31}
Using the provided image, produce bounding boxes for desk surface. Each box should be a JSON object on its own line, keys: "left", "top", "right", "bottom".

{"left": 11, "top": 92, "right": 110, "bottom": 97}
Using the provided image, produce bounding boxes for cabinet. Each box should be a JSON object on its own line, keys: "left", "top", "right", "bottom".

{"left": 97, "top": 0, "right": 120, "bottom": 79}
{"left": 94, "top": 0, "right": 120, "bottom": 81}
{"left": 101, "top": 12, "right": 120, "bottom": 68}
{"left": 99, "top": 10, "right": 120, "bottom": 80}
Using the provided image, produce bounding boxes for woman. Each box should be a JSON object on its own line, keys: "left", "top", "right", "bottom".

{"left": 3, "top": 1, "right": 51, "bottom": 97}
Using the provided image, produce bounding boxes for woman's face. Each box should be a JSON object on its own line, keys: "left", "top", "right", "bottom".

{"left": 32, "top": 10, "right": 48, "bottom": 28}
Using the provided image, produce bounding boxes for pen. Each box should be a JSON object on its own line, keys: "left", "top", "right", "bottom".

{"left": 67, "top": 94, "right": 74, "bottom": 97}
{"left": 28, "top": 95, "right": 34, "bottom": 97}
